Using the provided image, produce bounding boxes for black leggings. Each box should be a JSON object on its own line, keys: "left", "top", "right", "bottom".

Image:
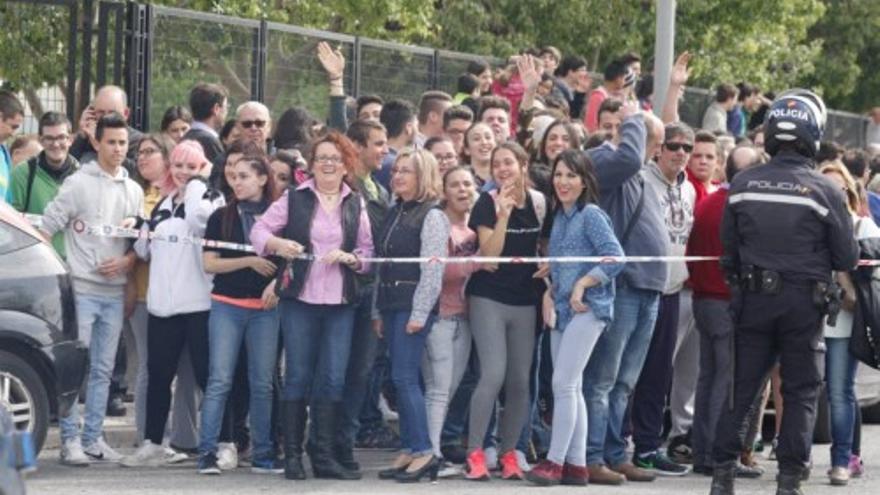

{"left": 145, "top": 311, "right": 210, "bottom": 445}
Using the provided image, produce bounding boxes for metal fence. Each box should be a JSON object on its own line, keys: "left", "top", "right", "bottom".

{"left": 0, "top": 0, "right": 871, "bottom": 148}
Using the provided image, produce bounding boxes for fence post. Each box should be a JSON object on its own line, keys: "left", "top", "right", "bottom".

{"left": 431, "top": 50, "right": 440, "bottom": 90}
{"left": 125, "top": 1, "right": 152, "bottom": 131}
{"left": 80, "top": 0, "right": 95, "bottom": 111}
{"left": 96, "top": 1, "right": 109, "bottom": 88}
{"left": 353, "top": 36, "right": 362, "bottom": 98}
{"left": 252, "top": 19, "right": 268, "bottom": 102}
{"left": 65, "top": 0, "right": 79, "bottom": 122}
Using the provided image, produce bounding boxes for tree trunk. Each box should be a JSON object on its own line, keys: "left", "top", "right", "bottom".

{"left": 23, "top": 87, "right": 44, "bottom": 120}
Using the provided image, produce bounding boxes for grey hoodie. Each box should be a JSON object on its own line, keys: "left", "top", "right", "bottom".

{"left": 42, "top": 161, "right": 144, "bottom": 296}
{"left": 643, "top": 161, "right": 695, "bottom": 294}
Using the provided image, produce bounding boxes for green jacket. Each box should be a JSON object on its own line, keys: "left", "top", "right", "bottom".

{"left": 10, "top": 152, "right": 80, "bottom": 259}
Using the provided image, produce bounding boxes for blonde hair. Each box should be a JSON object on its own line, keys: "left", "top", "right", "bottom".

{"left": 819, "top": 160, "right": 859, "bottom": 214}
{"left": 394, "top": 147, "right": 441, "bottom": 202}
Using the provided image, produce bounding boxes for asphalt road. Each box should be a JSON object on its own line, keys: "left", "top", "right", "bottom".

{"left": 23, "top": 425, "right": 879, "bottom": 495}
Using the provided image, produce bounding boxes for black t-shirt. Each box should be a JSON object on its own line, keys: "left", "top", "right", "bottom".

{"left": 204, "top": 207, "right": 277, "bottom": 299}
{"left": 466, "top": 191, "right": 548, "bottom": 306}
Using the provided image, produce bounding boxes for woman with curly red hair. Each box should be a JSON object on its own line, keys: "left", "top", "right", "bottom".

{"left": 250, "top": 131, "right": 374, "bottom": 481}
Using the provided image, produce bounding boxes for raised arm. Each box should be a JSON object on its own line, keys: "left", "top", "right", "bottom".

{"left": 661, "top": 52, "right": 691, "bottom": 124}
{"left": 318, "top": 41, "right": 348, "bottom": 132}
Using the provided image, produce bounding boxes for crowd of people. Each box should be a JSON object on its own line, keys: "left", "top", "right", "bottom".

{"left": 1, "top": 40, "right": 878, "bottom": 490}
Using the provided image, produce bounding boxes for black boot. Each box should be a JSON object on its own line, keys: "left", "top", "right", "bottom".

{"left": 333, "top": 401, "right": 360, "bottom": 471}
{"left": 776, "top": 471, "right": 805, "bottom": 495}
{"left": 310, "top": 401, "right": 361, "bottom": 480}
{"left": 281, "top": 400, "right": 307, "bottom": 480}
{"left": 710, "top": 460, "right": 736, "bottom": 495}
{"left": 334, "top": 443, "right": 360, "bottom": 472}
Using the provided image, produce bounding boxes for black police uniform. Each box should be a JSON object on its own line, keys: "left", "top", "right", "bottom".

{"left": 712, "top": 149, "right": 858, "bottom": 476}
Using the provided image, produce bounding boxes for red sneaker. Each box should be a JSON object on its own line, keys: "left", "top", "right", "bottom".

{"left": 561, "top": 463, "right": 589, "bottom": 486}
{"left": 500, "top": 450, "right": 524, "bottom": 480}
{"left": 465, "top": 449, "right": 490, "bottom": 481}
{"left": 526, "top": 459, "right": 563, "bottom": 486}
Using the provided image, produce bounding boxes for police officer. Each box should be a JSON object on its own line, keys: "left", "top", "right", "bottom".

{"left": 709, "top": 89, "right": 859, "bottom": 495}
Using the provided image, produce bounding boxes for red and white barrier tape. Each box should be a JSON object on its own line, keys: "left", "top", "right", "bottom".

{"left": 23, "top": 214, "right": 880, "bottom": 266}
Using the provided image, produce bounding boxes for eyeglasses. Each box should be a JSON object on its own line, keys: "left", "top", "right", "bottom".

{"left": 314, "top": 155, "right": 343, "bottom": 165}
{"left": 138, "top": 147, "right": 160, "bottom": 157}
{"left": 664, "top": 142, "right": 693, "bottom": 153}
{"left": 39, "top": 135, "right": 69, "bottom": 145}
{"left": 239, "top": 119, "right": 267, "bottom": 129}
{"left": 391, "top": 167, "right": 415, "bottom": 176}
{"left": 435, "top": 153, "right": 458, "bottom": 163}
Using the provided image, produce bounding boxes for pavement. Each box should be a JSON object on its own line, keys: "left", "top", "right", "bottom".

{"left": 22, "top": 406, "right": 880, "bottom": 494}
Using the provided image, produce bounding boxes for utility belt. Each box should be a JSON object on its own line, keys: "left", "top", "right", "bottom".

{"left": 731, "top": 265, "right": 844, "bottom": 325}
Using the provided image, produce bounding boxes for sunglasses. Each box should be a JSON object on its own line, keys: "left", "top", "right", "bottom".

{"left": 240, "top": 119, "right": 267, "bottom": 129}
{"left": 664, "top": 142, "right": 693, "bottom": 153}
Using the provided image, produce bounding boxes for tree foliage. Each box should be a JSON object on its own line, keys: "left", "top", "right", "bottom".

{"left": 0, "top": 0, "right": 878, "bottom": 121}
{"left": 805, "top": 0, "right": 880, "bottom": 112}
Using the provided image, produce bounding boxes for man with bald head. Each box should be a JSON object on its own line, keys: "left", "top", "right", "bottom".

{"left": 685, "top": 144, "right": 763, "bottom": 476}
{"left": 70, "top": 85, "right": 143, "bottom": 172}
{"left": 580, "top": 100, "right": 669, "bottom": 484}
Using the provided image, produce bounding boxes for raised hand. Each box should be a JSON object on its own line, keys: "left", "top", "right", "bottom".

{"left": 317, "top": 41, "right": 345, "bottom": 80}
{"left": 517, "top": 54, "right": 541, "bottom": 91}
{"left": 671, "top": 51, "right": 691, "bottom": 86}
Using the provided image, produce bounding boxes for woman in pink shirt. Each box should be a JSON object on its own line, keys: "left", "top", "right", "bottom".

{"left": 422, "top": 166, "right": 479, "bottom": 466}
{"left": 249, "top": 131, "right": 373, "bottom": 482}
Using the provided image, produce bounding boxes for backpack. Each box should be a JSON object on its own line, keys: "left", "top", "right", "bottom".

{"left": 22, "top": 157, "right": 38, "bottom": 212}
{"left": 849, "top": 236, "right": 880, "bottom": 369}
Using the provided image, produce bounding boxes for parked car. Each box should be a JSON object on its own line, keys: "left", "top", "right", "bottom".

{"left": 0, "top": 202, "right": 87, "bottom": 455}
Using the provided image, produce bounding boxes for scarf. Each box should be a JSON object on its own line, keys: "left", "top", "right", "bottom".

{"left": 38, "top": 152, "right": 77, "bottom": 182}
{"left": 237, "top": 199, "right": 268, "bottom": 240}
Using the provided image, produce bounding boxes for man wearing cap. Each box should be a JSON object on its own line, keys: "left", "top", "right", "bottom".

{"left": 709, "top": 90, "right": 858, "bottom": 495}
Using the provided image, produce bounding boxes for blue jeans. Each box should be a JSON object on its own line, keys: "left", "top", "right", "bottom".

{"left": 60, "top": 292, "right": 124, "bottom": 446}
{"left": 280, "top": 299, "right": 354, "bottom": 401}
{"left": 199, "top": 300, "right": 279, "bottom": 459}
{"left": 825, "top": 337, "right": 858, "bottom": 468}
{"left": 384, "top": 310, "right": 434, "bottom": 456}
{"left": 583, "top": 285, "right": 660, "bottom": 466}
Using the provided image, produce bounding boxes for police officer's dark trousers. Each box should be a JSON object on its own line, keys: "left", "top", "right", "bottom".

{"left": 712, "top": 281, "right": 824, "bottom": 476}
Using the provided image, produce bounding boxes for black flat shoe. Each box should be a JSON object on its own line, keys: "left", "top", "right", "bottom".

{"left": 395, "top": 456, "right": 440, "bottom": 483}
{"left": 378, "top": 465, "right": 407, "bottom": 480}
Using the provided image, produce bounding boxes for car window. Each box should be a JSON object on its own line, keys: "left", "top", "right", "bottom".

{"left": 0, "top": 221, "right": 39, "bottom": 255}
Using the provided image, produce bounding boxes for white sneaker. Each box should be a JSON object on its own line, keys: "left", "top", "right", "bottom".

{"left": 485, "top": 446, "right": 498, "bottom": 471}
{"left": 437, "top": 460, "right": 462, "bottom": 478}
{"left": 378, "top": 395, "right": 399, "bottom": 422}
{"left": 216, "top": 442, "right": 238, "bottom": 471}
{"left": 515, "top": 449, "right": 532, "bottom": 473}
{"left": 164, "top": 447, "right": 189, "bottom": 464}
{"left": 83, "top": 437, "right": 123, "bottom": 462}
{"left": 60, "top": 438, "right": 90, "bottom": 467}
{"left": 120, "top": 441, "right": 166, "bottom": 467}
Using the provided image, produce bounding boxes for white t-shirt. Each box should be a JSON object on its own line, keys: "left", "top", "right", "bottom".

{"left": 824, "top": 215, "right": 880, "bottom": 338}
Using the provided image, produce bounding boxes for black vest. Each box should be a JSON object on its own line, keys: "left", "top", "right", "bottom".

{"left": 275, "top": 186, "right": 363, "bottom": 304}
{"left": 376, "top": 199, "right": 438, "bottom": 312}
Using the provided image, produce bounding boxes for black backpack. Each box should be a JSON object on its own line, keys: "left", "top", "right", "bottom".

{"left": 849, "top": 236, "right": 880, "bottom": 369}
{"left": 22, "top": 157, "right": 39, "bottom": 212}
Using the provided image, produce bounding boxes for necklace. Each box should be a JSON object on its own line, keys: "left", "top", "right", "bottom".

{"left": 316, "top": 187, "right": 340, "bottom": 199}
